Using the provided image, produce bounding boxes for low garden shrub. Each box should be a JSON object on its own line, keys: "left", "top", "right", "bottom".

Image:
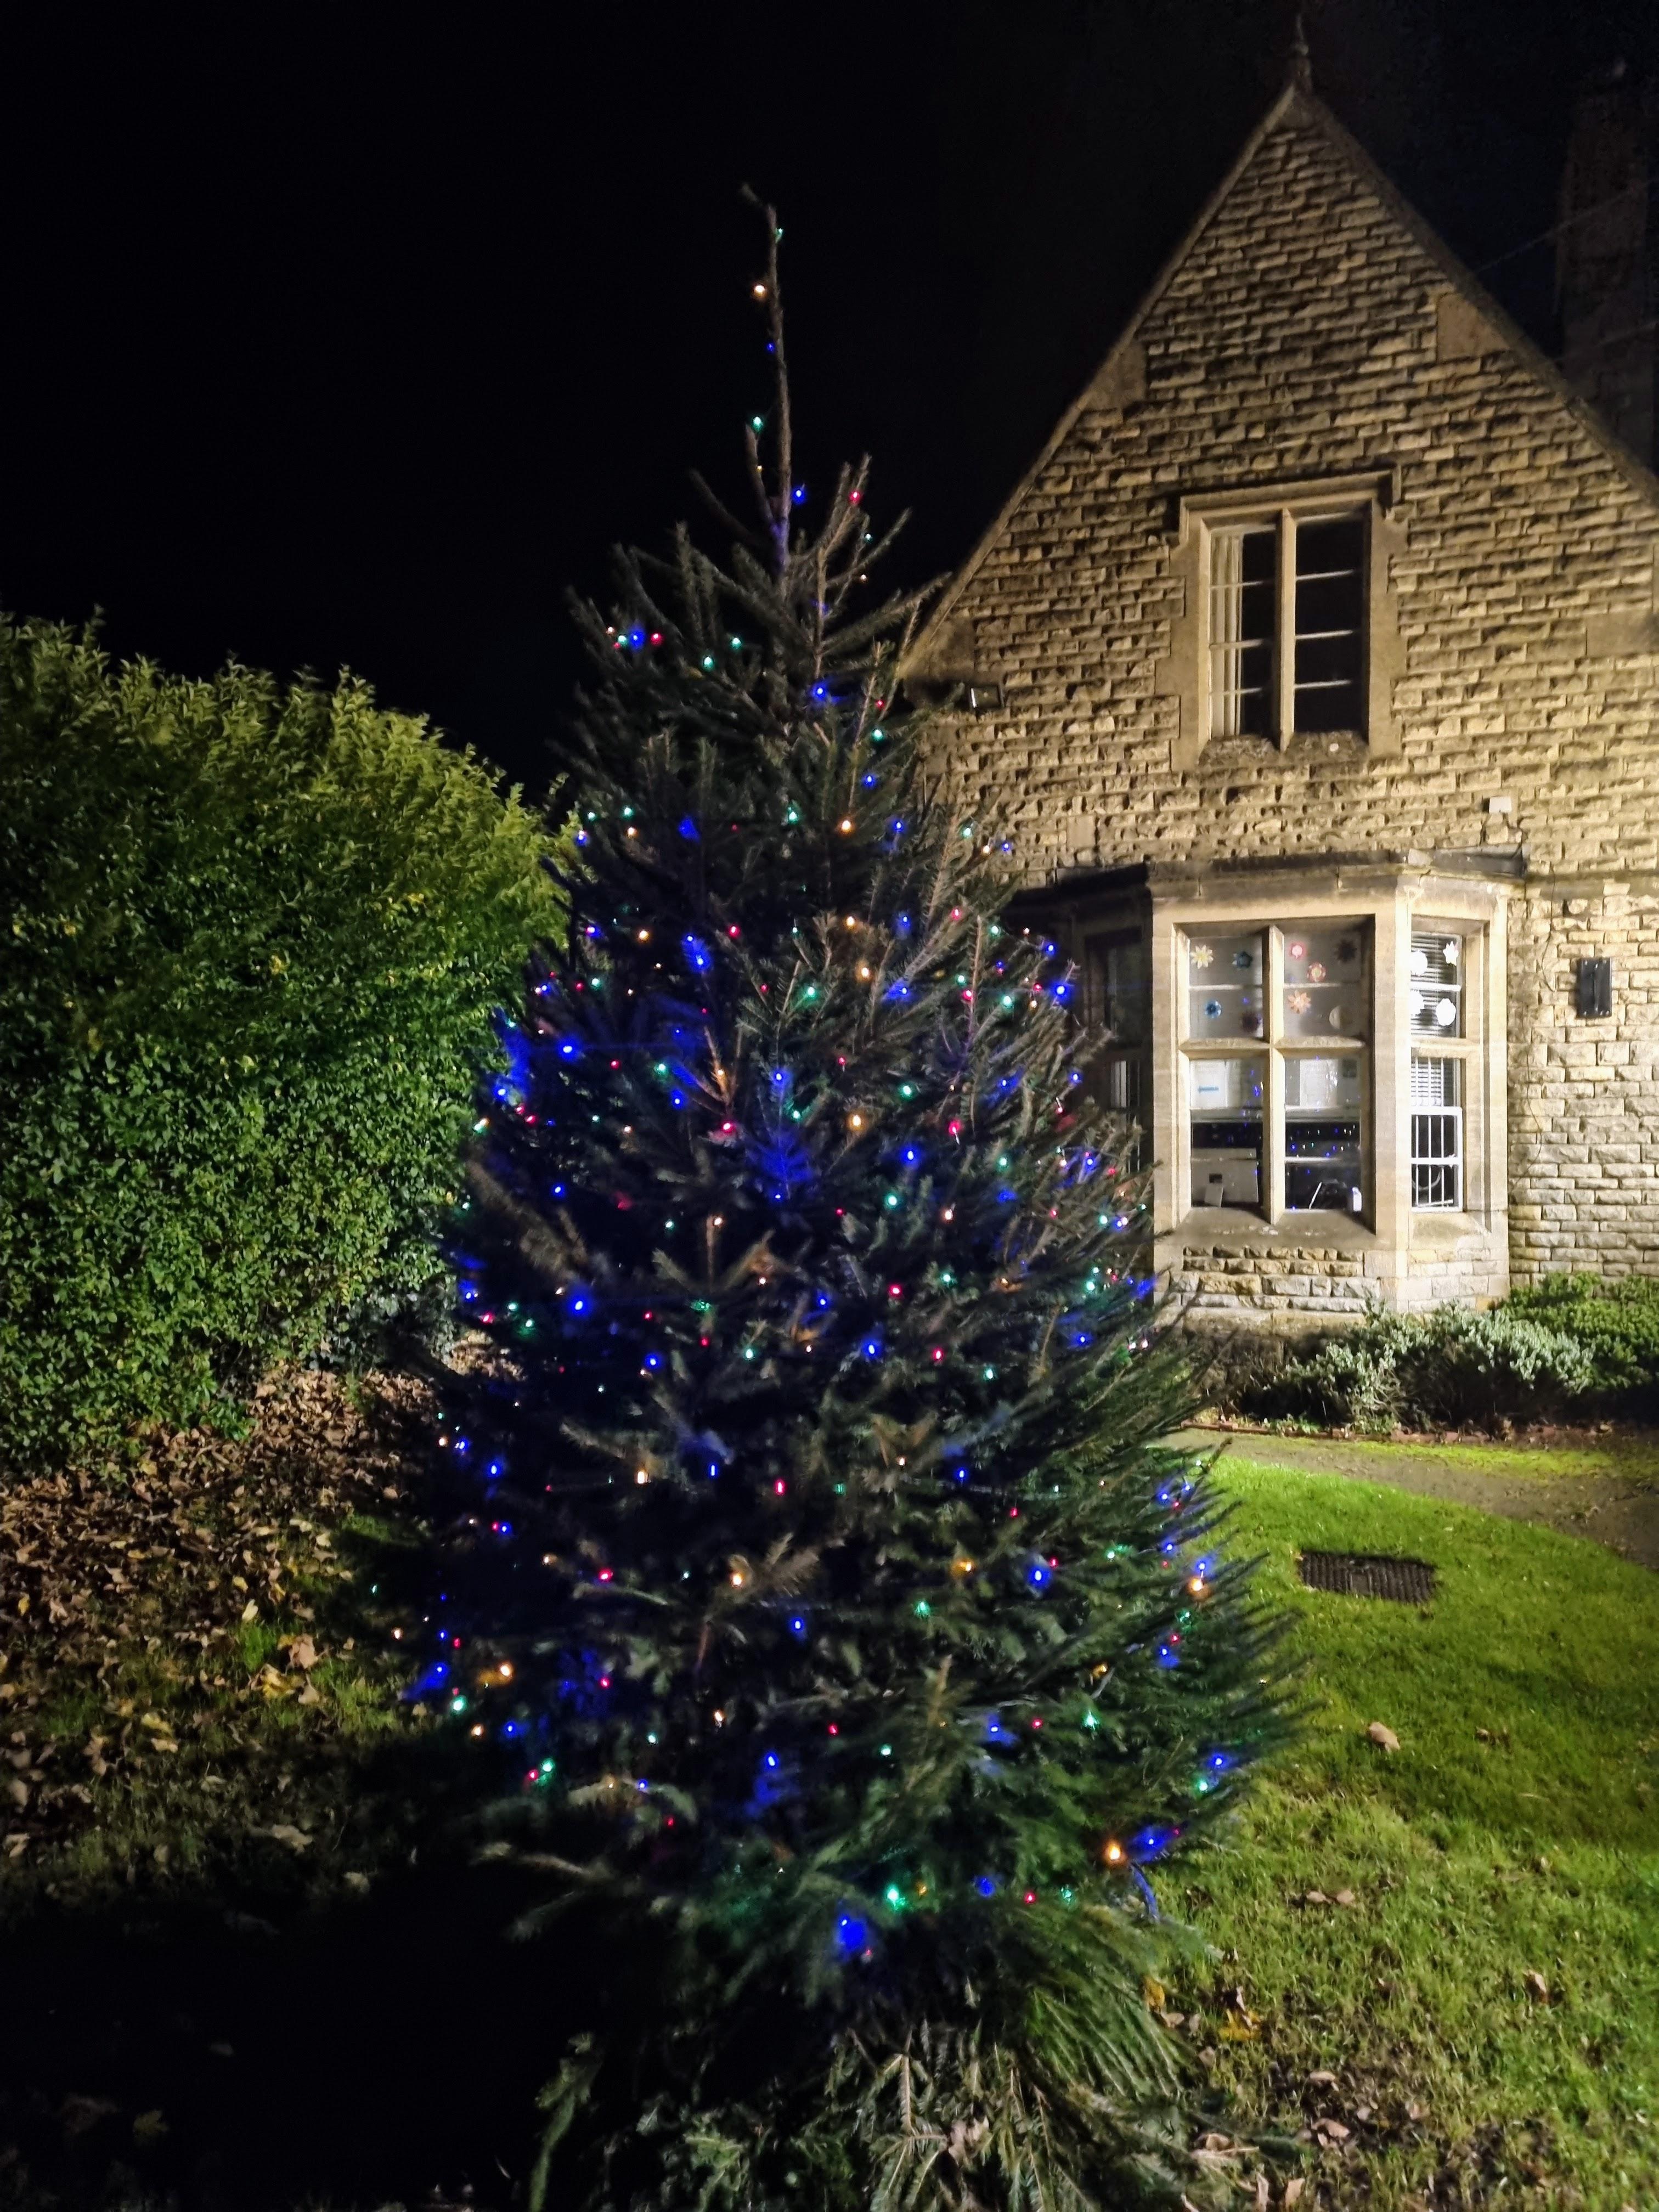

{"left": 0, "top": 617, "right": 557, "bottom": 1473}
{"left": 1244, "top": 1300, "right": 1598, "bottom": 1431}
{"left": 1505, "top": 1270, "right": 1659, "bottom": 1393}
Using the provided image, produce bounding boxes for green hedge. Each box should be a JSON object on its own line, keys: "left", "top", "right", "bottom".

{"left": 1240, "top": 1274, "right": 1659, "bottom": 1432}
{"left": 1504, "top": 1272, "right": 1659, "bottom": 1391}
{"left": 0, "top": 617, "right": 557, "bottom": 1471}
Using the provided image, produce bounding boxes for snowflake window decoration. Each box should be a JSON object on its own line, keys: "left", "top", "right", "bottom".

{"left": 1306, "top": 962, "right": 1327, "bottom": 984}
{"left": 1190, "top": 943, "right": 1214, "bottom": 969}
{"left": 1328, "top": 1006, "right": 1346, "bottom": 1029}
{"left": 1443, "top": 940, "right": 1460, "bottom": 964}
{"left": 1435, "top": 998, "right": 1458, "bottom": 1028}
{"left": 1286, "top": 989, "right": 1312, "bottom": 1015}
{"left": 1288, "top": 940, "right": 1306, "bottom": 961}
{"left": 1336, "top": 938, "right": 1358, "bottom": 964}
{"left": 1232, "top": 948, "right": 1254, "bottom": 970}
{"left": 1203, "top": 999, "right": 1222, "bottom": 1020}
{"left": 1409, "top": 948, "right": 1429, "bottom": 976}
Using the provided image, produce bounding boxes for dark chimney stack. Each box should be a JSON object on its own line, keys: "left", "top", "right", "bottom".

{"left": 1557, "top": 65, "right": 1656, "bottom": 465}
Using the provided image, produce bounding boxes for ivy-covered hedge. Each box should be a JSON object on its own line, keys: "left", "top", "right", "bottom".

{"left": 0, "top": 618, "right": 557, "bottom": 1472}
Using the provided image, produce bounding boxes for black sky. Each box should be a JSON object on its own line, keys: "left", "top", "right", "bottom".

{"left": 4, "top": 0, "right": 1652, "bottom": 795}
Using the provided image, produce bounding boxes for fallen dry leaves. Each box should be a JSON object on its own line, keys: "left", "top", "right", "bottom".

{"left": 0, "top": 1368, "right": 434, "bottom": 1863}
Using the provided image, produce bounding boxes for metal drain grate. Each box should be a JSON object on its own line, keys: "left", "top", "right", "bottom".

{"left": 1298, "top": 1551, "right": 1437, "bottom": 1604}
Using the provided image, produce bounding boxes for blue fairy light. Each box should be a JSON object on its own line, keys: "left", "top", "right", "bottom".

{"left": 682, "top": 934, "right": 712, "bottom": 972}
{"left": 453, "top": 1436, "right": 471, "bottom": 1457}
{"left": 763, "top": 1751, "right": 780, "bottom": 1771}
{"left": 788, "top": 1613, "right": 808, "bottom": 1640}
{"left": 571, "top": 1295, "right": 588, "bottom": 1314}
{"left": 670, "top": 1091, "right": 686, "bottom": 1109}
{"left": 1156, "top": 1641, "right": 1179, "bottom": 1669}
{"left": 559, "top": 1040, "right": 579, "bottom": 1059}
{"left": 862, "top": 1334, "right": 884, "bottom": 1360}
{"left": 975, "top": 1876, "right": 998, "bottom": 1897}
{"left": 551, "top": 1182, "right": 566, "bottom": 1198}
{"left": 459, "top": 1283, "right": 478, "bottom": 1304}
{"left": 707, "top": 1461, "right": 720, "bottom": 1479}
{"left": 791, "top": 483, "right": 806, "bottom": 503}
{"left": 983, "top": 1713, "right": 1011, "bottom": 1743}
{"left": 1026, "top": 1560, "right": 1053, "bottom": 1592}
{"left": 501, "top": 1719, "right": 523, "bottom": 1739}
{"left": 1206, "top": 1750, "right": 1234, "bottom": 1773}
{"left": 954, "top": 1465, "right": 970, "bottom": 1483}
{"left": 485, "top": 1458, "right": 505, "bottom": 1480}
{"left": 885, "top": 978, "right": 911, "bottom": 1001}
{"left": 901, "top": 1144, "right": 921, "bottom": 1166}
{"left": 812, "top": 682, "right": 829, "bottom": 702}
{"left": 644, "top": 1352, "right": 662, "bottom": 1370}
{"left": 678, "top": 817, "right": 699, "bottom": 840}
{"left": 895, "top": 912, "right": 912, "bottom": 935}
{"left": 861, "top": 771, "right": 878, "bottom": 787}
{"left": 836, "top": 1914, "right": 868, "bottom": 1954}
{"left": 1053, "top": 980, "right": 1073, "bottom": 1002}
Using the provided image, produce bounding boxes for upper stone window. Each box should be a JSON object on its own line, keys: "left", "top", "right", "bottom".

{"left": 1207, "top": 507, "right": 1368, "bottom": 741}
{"left": 1163, "top": 470, "right": 1402, "bottom": 766}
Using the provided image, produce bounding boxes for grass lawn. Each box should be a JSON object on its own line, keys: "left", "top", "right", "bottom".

{"left": 1171, "top": 1452, "right": 1659, "bottom": 2209}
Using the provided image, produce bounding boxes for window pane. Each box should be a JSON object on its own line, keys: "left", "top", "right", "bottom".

{"left": 1085, "top": 933, "right": 1148, "bottom": 1045}
{"left": 1209, "top": 526, "right": 1276, "bottom": 739}
{"left": 1283, "top": 924, "right": 1368, "bottom": 1039}
{"left": 1293, "top": 513, "right": 1364, "bottom": 733}
{"left": 1284, "top": 1053, "right": 1364, "bottom": 1213}
{"left": 1189, "top": 1056, "right": 1263, "bottom": 1209}
{"left": 1187, "top": 930, "right": 1265, "bottom": 1039}
{"left": 1410, "top": 1057, "right": 1463, "bottom": 1209}
{"left": 1409, "top": 932, "right": 1464, "bottom": 1036}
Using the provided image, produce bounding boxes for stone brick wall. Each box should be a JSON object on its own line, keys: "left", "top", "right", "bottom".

{"left": 922, "top": 89, "right": 1659, "bottom": 1289}
{"left": 1171, "top": 1243, "right": 1371, "bottom": 1322}
{"left": 1508, "top": 882, "right": 1659, "bottom": 1279}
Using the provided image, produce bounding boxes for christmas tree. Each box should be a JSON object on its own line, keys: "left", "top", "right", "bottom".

{"left": 441, "top": 210, "right": 1293, "bottom": 2209}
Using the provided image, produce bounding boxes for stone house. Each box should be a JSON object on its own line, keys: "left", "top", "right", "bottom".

{"left": 907, "top": 75, "right": 1659, "bottom": 1332}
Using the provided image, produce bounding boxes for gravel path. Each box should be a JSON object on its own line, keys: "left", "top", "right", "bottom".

{"left": 1175, "top": 1427, "right": 1659, "bottom": 1570}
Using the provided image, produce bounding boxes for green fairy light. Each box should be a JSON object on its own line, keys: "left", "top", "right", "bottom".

{"left": 913, "top": 1600, "right": 930, "bottom": 1618}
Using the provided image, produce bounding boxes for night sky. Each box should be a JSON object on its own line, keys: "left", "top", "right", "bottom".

{"left": 4, "top": 0, "right": 1652, "bottom": 796}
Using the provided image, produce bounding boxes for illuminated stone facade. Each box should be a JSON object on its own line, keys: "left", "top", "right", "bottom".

{"left": 911, "top": 84, "right": 1659, "bottom": 1322}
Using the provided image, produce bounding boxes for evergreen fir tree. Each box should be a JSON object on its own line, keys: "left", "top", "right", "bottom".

{"left": 442, "top": 209, "right": 1294, "bottom": 2209}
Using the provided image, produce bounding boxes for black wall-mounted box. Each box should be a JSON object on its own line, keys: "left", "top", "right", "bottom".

{"left": 1576, "top": 957, "right": 1612, "bottom": 1019}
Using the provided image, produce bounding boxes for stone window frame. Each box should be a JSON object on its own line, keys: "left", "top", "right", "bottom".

{"left": 1146, "top": 870, "right": 1509, "bottom": 1282}
{"left": 1159, "top": 470, "right": 1406, "bottom": 769}
{"left": 1175, "top": 917, "right": 1376, "bottom": 1229}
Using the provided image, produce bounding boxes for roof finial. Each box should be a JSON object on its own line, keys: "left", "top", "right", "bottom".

{"left": 1289, "top": 10, "right": 1313, "bottom": 92}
